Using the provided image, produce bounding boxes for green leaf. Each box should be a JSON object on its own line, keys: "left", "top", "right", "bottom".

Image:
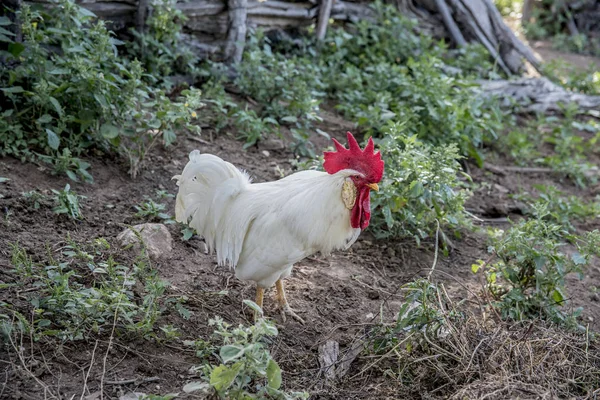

{"left": 210, "top": 362, "right": 243, "bottom": 392}
{"left": 1, "top": 86, "right": 24, "bottom": 93}
{"left": 182, "top": 227, "right": 194, "bottom": 241}
{"left": 49, "top": 97, "right": 63, "bottom": 117}
{"left": 0, "top": 177, "right": 9, "bottom": 183}
{"left": 552, "top": 288, "right": 565, "bottom": 305}
{"left": 100, "top": 123, "right": 120, "bottom": 139}
{"left": 48, "top": 68, "right": 70, "bottom": 75}
{"left": 266, "top": 359, "right": 282, "bottom": 390}
{"left": 571, "top": 252, "right": 586, "bottom": 265}
{"left": 37, "top": 114, "right": 53, "bottom": 124}
{"left": 0, "top": 16, "right": 11, "bottom": 26}
{"left": 0, "top": 27, "right": 15, "bottom": 37}
{"left": 8, "top": 42, "right": 25, "bottom": 57}
{"left": 46, "top": 129, "right": 60, "bottom": 150}
{"left": 37, "top": 319, "right": 52, "bottom": 327}
{"left": 163, "top": 129, "right": 176, "bottom": 146}
{"left": 243, "top": 299, "right": 263, "bottom": 316}
{"left": 182, "top": 381, "right": 209, "bottom": 393}
{"left": 220, "top": 344, "right": 245, "bottom": 363}
{"left": 280, "top": 116, "right": 297, "bottom": 123}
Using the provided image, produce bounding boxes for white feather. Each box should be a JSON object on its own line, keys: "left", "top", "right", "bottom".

{"left": 174, "top": 151, "right": 361, "bottom": 288}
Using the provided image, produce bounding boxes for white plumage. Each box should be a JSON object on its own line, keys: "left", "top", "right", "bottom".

{"left": 173, "top": 150, "right": 361, "bottom": 289}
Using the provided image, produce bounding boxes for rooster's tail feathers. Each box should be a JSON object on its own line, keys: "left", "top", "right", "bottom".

{"left": 173, "top": 151, "right": 251, "bottom": 265}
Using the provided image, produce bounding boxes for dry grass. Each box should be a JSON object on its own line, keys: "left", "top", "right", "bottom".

{"left": 335, "top": 282, "right": 600, "bottom": 400}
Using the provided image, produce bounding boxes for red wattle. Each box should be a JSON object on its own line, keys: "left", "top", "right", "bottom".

{"left": 351, "top": 187, "right": 372, "bottom": 229}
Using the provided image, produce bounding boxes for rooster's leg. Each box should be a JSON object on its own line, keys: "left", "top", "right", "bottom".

{"left": 275, "top": 279, "right": 305, "bottom": 324}
{"left": 254, "top": 287, "right": 264, "bottom": 321}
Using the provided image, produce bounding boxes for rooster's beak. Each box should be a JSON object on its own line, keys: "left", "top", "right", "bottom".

{"left": 366, "top": 183, "right": 379, "bottom": 192}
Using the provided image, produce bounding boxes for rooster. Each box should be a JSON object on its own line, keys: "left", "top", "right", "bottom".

{"left": 173, "top": 132, "right": 384, "bottom": 323}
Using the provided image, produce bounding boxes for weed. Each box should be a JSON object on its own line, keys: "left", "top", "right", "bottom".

{"left": 51, "top": 184, "right": 85, "bottom": 219}
{"left": 2, "top": 239, "right": 171, "bottom": 341}
{"left": 370, "top": 124, "right": 470, "bottom": 244}
{"left": 0, "top": 0, "right": 203, "bottom": 179}
{"left": 128, "top": 0, "right": 198, "bottom": 83}
{"left": 185, "top": 311, "right": 308, "bottom": 399}
{"left": 541, "top": 59, "right": 600, "bottom": 95}
{"left": 513, "top": 184, "right": 600, "bottom": 233}
{"left": 498, "top": 109, "right": 600, "bottom": 187}
{"left": 21, "top": 190, "right": 48, "bottom": 210}
{"left": 473, "top": 211, "right": 600, "bottom": 327}
{"left": 134, "top": 197, "right": 172, "bottom": 221}
{"left": 232, "top": 108, "right": 279, "bottom": 148}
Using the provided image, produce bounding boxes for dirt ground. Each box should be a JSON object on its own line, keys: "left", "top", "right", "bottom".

{"left": 2, "top": 97, "right": 600, "bottom": 399}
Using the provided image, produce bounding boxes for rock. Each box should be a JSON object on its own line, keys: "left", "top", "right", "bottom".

{"left": 260, "top": 138, "right": 285, "bottom": 151}
{"left": 117, "top": 223, "right": 172, "bottom": 260}
{"left": 262, "top": 150, "right": 270, "bottom": 157}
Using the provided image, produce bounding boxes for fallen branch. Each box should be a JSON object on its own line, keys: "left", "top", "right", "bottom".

{"left": 478, "top": 77, "right": 600, "bottom": 113}
{"left": 105, "top": 376, "right": 160, "bottom": 385}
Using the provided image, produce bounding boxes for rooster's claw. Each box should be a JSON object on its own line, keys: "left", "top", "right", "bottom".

{"left": 280, "top": 305, "right": 305, "bottom": 324}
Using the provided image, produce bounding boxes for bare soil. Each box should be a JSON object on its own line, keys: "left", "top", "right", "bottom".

{"left": 1, "top": 105, "right": 600, "bottom": 399}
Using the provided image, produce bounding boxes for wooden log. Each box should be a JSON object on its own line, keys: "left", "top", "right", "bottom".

{"left": 135, "top": 0, "right": 149, "bottom": 32}
{"left": 316, "top": 0, "right": 334, "bottom": 40}
{"left": 433, "top": 0, "right": 466, "bottom": 46}
{"left": 477, "top": 77, "right": 600, "bottom": 113}
{"left": 224, "top": 0, "right": 247, "bottom": 63}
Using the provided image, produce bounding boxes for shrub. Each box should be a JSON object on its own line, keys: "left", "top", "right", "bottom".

{"left": 370, "top": 123, "right": 470, "bottom": 243}
{"left": 0, "top": 0, "right": 202, "bottom": 179}
{"left": 473, "top": 211, "right": 600, "bottom": 327}
{"left": 127, "top": 0, "right": 198, "bottom": 83}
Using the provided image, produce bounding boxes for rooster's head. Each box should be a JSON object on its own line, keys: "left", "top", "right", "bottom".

{"left": 323, "top": 132, "right": 384, "bottom": 230}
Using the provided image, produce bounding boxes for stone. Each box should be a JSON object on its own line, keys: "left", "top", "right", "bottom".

{"left": 117, "top": 223, "right": 172, "bottom": 260}
{"left": 260, "top": 138, "right": 285, "bottom": 151}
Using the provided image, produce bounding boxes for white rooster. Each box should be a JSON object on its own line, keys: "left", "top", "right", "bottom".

{"left": 173, "top": 132, "right": 384, "bottom": 323}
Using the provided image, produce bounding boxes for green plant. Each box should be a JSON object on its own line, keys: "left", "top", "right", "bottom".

{"left": 334, "top": 56, "right": 501, "bottom": 163}
{"left": 118, "top": 87, "right": 203, "bottom": 178}
{"left": 0, "top": 0, "right": 203, "bottom": 179}
{"left": 51, "top": 184, "right": 85, "bottom": 219}
{"left": 513, "top": 184, "right": 600, "bottom": 233}
{"left": 236, "top": 34, "right": 325, "bottom": 123}
{"left": 134, "top": 197, "right": 171, "bottom": 221}
{"left": 232, "top": 108, "right": 279, "bottom": 148}
{"left": 2, "top": 239, "right": 171, "bottom": 341}
{"left": 127, "top": 0, "right": 198, "bottom": 83}
{"left": 185, "top": 312, "right": 308, "bottom": 399}
{"left": 21, "top": 190, "right": 48, "bottom": 210}
{"left": 473, "top": 210, "right": 600, "bottom": 327}
{"left": 370, "top": 124, "right": 470, "bottom": 243}
{"left": 541, "top": 59, "right": 600, "bottom": 95}
{"left": 498, "top": 109, "right": 600, "bottom": 187}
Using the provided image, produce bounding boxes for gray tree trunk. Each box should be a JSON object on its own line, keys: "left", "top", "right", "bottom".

{"left": 224, "top": 0, "right": 247, "bottom": 63}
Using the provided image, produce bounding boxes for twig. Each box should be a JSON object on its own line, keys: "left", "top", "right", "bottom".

{"left": 427, "top": 220, "right": 440, "bottom": 281}
{"left": 105, "top": 376, "right": 160, "bottom": 385}
{"left": 186, "top": 135, "right": 211, "bottom": 145}
{"left": 79, "top": 340, "right": 99, "bottom": 400}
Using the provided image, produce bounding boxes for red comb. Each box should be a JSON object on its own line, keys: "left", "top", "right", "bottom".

{"left": 323, "top": 132, "right": 384, "bottom": 183}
